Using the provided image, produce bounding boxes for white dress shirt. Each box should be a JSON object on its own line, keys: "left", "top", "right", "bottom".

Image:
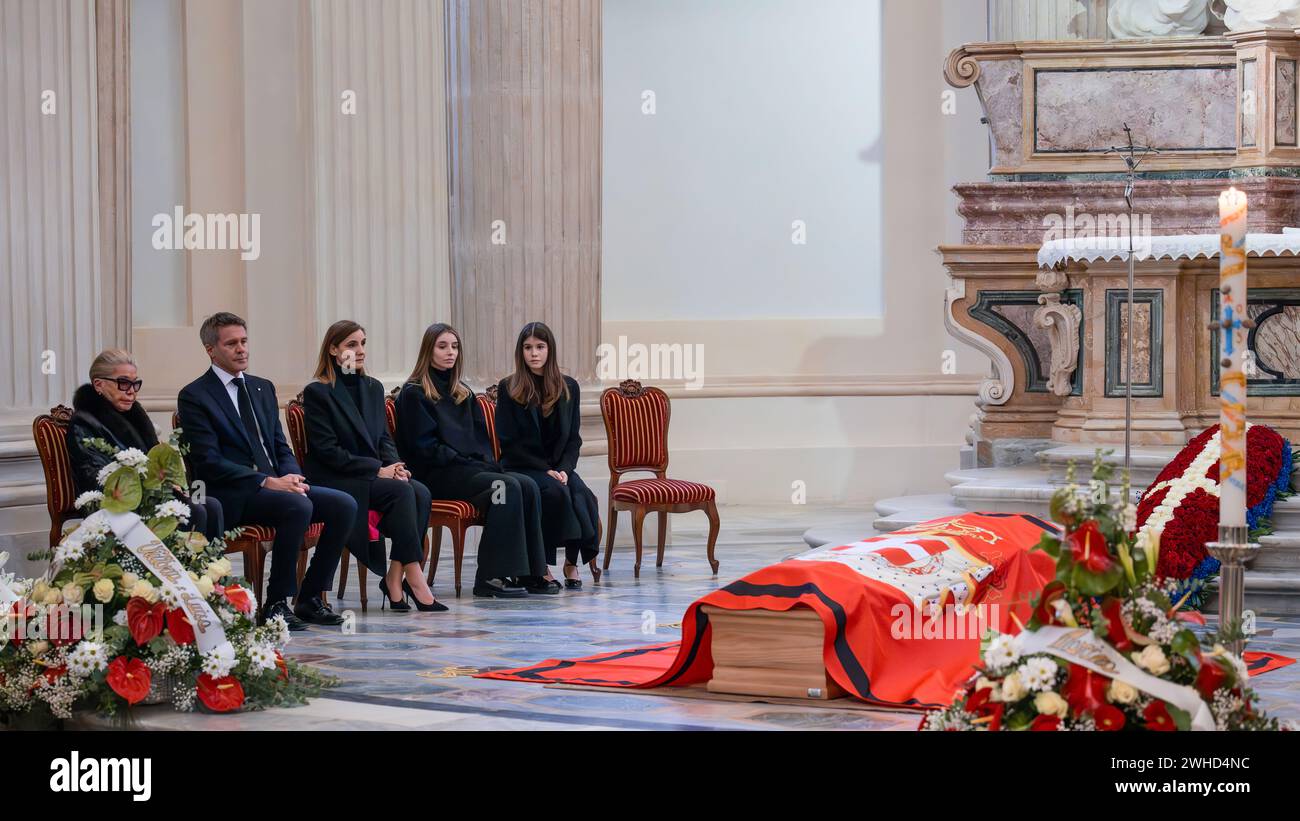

{"left": 211, "top": 363, "right": 245, "bottom": 416}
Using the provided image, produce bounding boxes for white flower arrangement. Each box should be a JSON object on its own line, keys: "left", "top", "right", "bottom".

{"left": 983, "top": 633, "right": 1021, "bottom": 671}
{"left": 66, "top": 641, "right": 109, "bottom": 676}
{"left": 114, "top": 447, "right": 149, "bottom": 470}
{"left": 1017, "top": 656, "right": 1060, "bottom": 693}
{"left": 201, "top": 641, "right": 237, "bottom": 678}
{"left": 153, "top": 499, "right": 191, "bottom": 522}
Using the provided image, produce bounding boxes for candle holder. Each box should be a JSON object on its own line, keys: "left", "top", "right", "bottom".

{"left": 1205, "top": 524, "right": 1260, "bottom": 657}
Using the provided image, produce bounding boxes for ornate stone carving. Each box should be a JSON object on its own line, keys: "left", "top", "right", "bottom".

{"left": 1221, "top": 0, "right": 1300, "bottom": 30}
{"left": 1108, "top": 0, "right": 1210, "bottom": 38}
{"left": 945, "top": 279, "right": 1014, "bottom": 406}
{"left": 1036, "top": 266, "right": 1070, "bottom": 293}
{"left": 942, "top": 47, "right": 981, "bottom": 89}
{"left": 1034, "top": 293, "right": 1083, "bottom": 398}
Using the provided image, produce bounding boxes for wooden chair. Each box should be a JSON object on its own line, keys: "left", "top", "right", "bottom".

{"left": 284, "top": 396, "right": 357, "bottom": 609}
{"left": 386, "top": 386, "right": 483, "bottom": 598}
{"left": 32, "top": 405, "right": 80, "bottom": 549}
{"left": 600, "top": 380, "right": 720, "bottom": 576}
{"left": 171, "top": 410, "right": 318, "bottom": 607}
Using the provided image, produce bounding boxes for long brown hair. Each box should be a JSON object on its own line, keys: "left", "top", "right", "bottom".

{"left": 506, "top": 321, "right": 568, "bottom": 415}
{"left": 407, "top": 323, "right": 471, "bottom": 403}
{"left": 313, "top": 320, "right": 366, "bottom": 385}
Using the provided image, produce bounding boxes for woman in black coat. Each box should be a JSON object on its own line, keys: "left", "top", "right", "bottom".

{"left": 394, "top": 322, "right": 548, "bottom": 598}
{"left": 495, "top": 322, "right": 601, "bottom": 589}
{"left": 302, "top": 321, "right": 443, "bottom": 612}
{"left": 66, "top": 349, "right": 223, "bottom": 539}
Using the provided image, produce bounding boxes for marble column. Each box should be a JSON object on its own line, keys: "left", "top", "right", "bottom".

{"left": 445, "top": 0, "right": 602, "bottom": 386}
{"left": 305, "top": 0, "right": 454, "bottom": 384}
{"left": 989, "top": 0, "right": 1108, "bottom": 40}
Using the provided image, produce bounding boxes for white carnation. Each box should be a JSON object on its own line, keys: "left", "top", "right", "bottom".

{"left": 95, "top": 462, "right": 119, "bottom": 486}
{"left": 74, "top": 491, "right": 104, "bottom": 510}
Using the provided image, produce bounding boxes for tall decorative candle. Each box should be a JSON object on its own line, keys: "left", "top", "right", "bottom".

{"left": 1218, "top": 187, "right": 1248, "bottom": 530}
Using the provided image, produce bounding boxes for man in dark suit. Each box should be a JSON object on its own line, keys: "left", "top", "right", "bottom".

{"left": 178, "top": 312, "right": 356, "bottom": 630}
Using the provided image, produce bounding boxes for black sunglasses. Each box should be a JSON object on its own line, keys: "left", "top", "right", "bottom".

{"left": 101, "top": 377, "right": 143, "bottom": 393}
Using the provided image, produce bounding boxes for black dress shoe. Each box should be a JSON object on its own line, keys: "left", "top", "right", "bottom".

{"left": 262, "top": 599, "right": 309, "bottom": 631}
{"left": 520, "top": 575, "right": 561, "bottom": 595}
{"left": 472, "top": 578, "right": 528, "bottom": 598}
{"left": 294, "top": 595, "right": 346, "bottom": 626}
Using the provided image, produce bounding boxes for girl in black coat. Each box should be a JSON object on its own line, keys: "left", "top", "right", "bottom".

{"left": 495, "top": 322, "right": 601, "bottom": 589}
{"left": 394, "top": 323, "right": 548, "bottom": 598}
{"left": 302, "top": 321, "right": 443, "bottom": 612}
{"left": 66, "top": 349, "right": 223, "bottom": 539}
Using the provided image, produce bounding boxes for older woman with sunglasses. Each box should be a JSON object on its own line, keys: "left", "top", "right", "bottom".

{"left": 66, "top": 349, "right": 224, "bottom": 539}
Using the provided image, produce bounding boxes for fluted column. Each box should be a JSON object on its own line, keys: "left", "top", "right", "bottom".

{"left": 0, "top": 0, "right": 126, "bottom": 413}
{"left": 990, "top": 0, "right": 1108, "bottom": 40}
{"left": 445, "top": 0, "right": 602, "bottom": 386}
{"left": 306, "top": 0, "right": 453, "bottom": 383}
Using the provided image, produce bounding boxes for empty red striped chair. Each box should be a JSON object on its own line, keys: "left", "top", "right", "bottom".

{"left": 600, "top": 380, "right": 719, "bottom": 576}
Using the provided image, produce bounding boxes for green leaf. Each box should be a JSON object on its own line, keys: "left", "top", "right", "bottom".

{"left": 1034, "top": 532, "right": 1061, "bottom": 559}
{"left": 1170, "top": 629, "right": 1200, "bottom": 657}
{"left": 101, "top": 469, "right": 143, "bottom": 513}
{"left": 1071, "top": 562, "right": 1123, "bottom": 597}
{"left": 147, "top": 516, "right": 178, "bottom": 541}
{"left": 1166, "top": 703, "right": 1192, "bottom": 732}
{"left": 145, "top": 444, "right": 186, "bottom": 490}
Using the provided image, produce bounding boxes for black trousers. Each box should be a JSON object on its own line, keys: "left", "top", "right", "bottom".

{"left": 417, "top": 464, "right": 546, "bottom": 582}
{"left": 367, "top": 477, "right": 432, "bottom": 569}
{"left": 513, "top": 469, "right": 600, "bottom": 565}
{"left": 186, "top": 495, "right": 224, "bottom": 541}
{"left": 239, "top": 484, "right": 356, "bottom": 603}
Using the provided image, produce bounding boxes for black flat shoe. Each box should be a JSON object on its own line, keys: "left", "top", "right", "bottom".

{"left": 294, "top": 595, "right": 346, "bottom": 626}
{"left": 379, "top": 577, "right": 411, "bottom": 611}
{"left": 472, "top": 578, "right": 527, "bottom": 598}
{"left": 402, "top": 579, "right": 449, "bottom": 612}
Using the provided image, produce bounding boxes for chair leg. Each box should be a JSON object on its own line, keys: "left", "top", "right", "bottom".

{"left": 603, "top": 503, "right": 618, "bottom": 570}
{"left": 631, "top": 506, "right": 646, "bottom": 578}
{"left": 656, "top": 510, "right": 668, "bottom": 567}
{"left": 452, "top": 525, "right": 467, "bottom": 598}
{"left": 426, "top": 526, "right": 443, "bottom": 586}
{"left": 337, "top": 553, "right": 350, "bottom": 600}
{"left": 704, "top": 500, "right": 721, "bottom": 575}
{"left": 358, "top": 559, "right": 369, "bottom": 613}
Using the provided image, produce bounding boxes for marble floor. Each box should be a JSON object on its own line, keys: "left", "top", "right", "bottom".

{"left": 76, "top": 505, "right": 1300, "bottom": 731}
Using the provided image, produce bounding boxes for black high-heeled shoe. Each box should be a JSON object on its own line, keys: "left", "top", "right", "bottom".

{"left": 378, "top": 576, "right": 410, "bottom": 611}
{"left": 402, "top": 579, "right": 449, "bottom": 612}
{"left": 563, "top": 563, "right": 582, "bottom": 589}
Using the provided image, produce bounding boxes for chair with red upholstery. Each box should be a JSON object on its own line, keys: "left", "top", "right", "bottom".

{"left": 283, "top": 396, "right": 346, "bottom": 608}
{"left": 386, "top": 387, "right": 483, "bottom": 598}
{"left": 600, "top": 380, "right": 719, "bottom": 576}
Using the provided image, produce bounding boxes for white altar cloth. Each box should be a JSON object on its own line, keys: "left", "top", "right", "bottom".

{"left": 1037, "top": 229, "right": 1300, "bottom": 269}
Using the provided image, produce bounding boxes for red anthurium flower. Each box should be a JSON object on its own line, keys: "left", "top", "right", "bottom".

{"left": 105, "top": 656, "right": 152, "bottom": 705}
{"left": 1100, "top": 597, "right": 1133, "bottom": 652}
{"left": 1033, "top": 581, "right": 1068, "bottom": 626}
{"left": 1195, "top": 656, "right": 1230, "bottom": 699}
{"left": 1062, "top": 664, "right": 1108, "bottom": 717}
{"left": 1143, "top": 700, "right": 1177, "bottom": 731}
{"left": 196, "top": 674, "right": 245, "bottom": 712}
{"left": 1094, "top": 703, "right": 1126, "bottom": 731}
{"left": 1068, "top": 520, "right": 1114, "bottom": 574}
{"left": 222, "top": 585, "right": 254, "bottom": 616}
{"left": 165, "top": 608, "right": 195, "bottom": 645}
{"left": 1030, "top": 714, "right": 1061, "bottom": 732}
{"left": 126, "top": 597, "right": 166, "bottom": 646}
{"left": 274, "top": 650, "right": 288, "bottom": 683}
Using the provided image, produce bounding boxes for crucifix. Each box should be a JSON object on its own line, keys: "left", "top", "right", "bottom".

{"left": 1104, "top": 123, "right": 1160, "bottom": 484}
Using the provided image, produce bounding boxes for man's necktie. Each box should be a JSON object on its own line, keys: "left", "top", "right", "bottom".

{"left": 232, "top": 377, "right": 276, "bottom": 475}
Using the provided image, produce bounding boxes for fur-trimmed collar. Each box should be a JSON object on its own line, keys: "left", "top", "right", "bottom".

{"left": 72, "top": 383, "right": 158, "bottom": 451}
